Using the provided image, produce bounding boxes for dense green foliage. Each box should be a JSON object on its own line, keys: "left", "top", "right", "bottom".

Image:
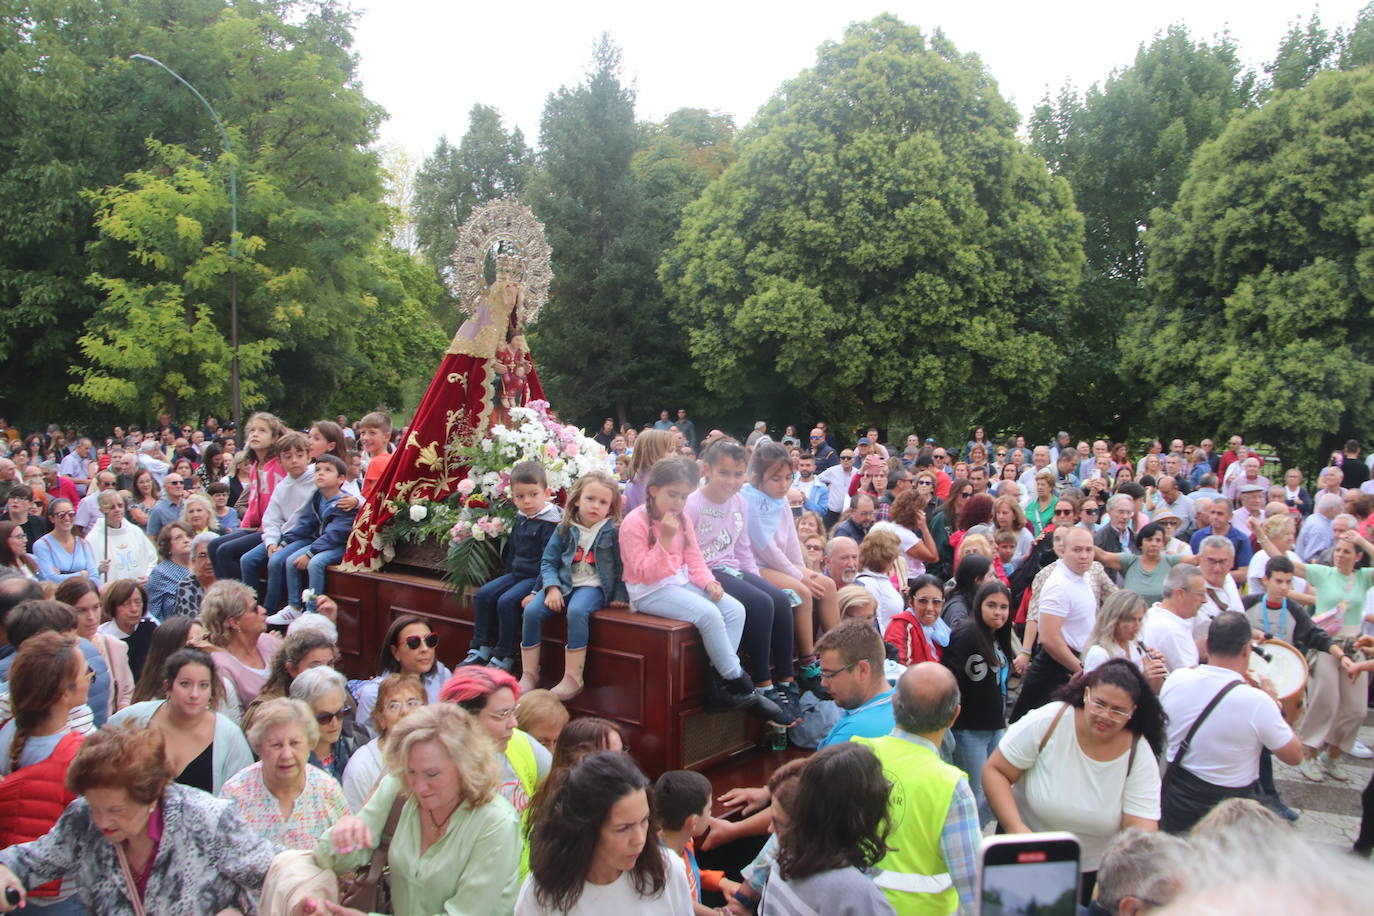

{"left": 0, "top": 0, "right": 444, "bottom": 428}
{"left": 1123, "top": 66, "right": 1374, "bottom": 463}
{"left": 660, "top": 15, "right": 1084, "bottom": 440}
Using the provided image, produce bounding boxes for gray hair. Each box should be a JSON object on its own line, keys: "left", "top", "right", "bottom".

{"left": 245, "top": 696, "right": 319, "bottom": 751}
{"left": 97, "top": 489, "right": 124, "bottom": 511}
{"left": 824, "top": 536, "right": 858, "bottom": 558}
{"left": 190, "top": 531, "right": 218, "bottom": 554}
{"left": 288, "top": 665, "right": 347, "bottom": 707}
{"left": 1199, "top": 534, "right": 1235, "bottom": 555}
{"left": 1164, "top": 563, "right": 1204, "bottom": 597}
{"left": 287, "top": 612, "right": 338, "bottom": 643}
{"left": 1108, "top": 493, "right": 1134, "bottom": 511}
{"left": 1095, "top": 829, "right": 1191, "bottom": 912}
{"left": 1315, "top": 492, "right": 1344, "bottom": 515}
{"left": 892, "top": 663, "right": 960, "bottom": 735}
{"left": 1334, "top": 512, "right": 1359, "bottom": 529}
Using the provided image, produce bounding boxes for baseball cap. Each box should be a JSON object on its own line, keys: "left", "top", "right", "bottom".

{"left": 857, "top": 437, "right": 871, "bottom": 445}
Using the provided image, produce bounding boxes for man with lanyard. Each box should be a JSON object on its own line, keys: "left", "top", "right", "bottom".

{"left": 1159, "top": 612, "right": 1303, "bottom": 833}
{"left": 816, "top": 619, "right": 894, "bottom": 748}
{"left": 1194, "top": 535, "right": 1245, "bottom": 643}
{"left": 854, "top": 663, "right": 978, "bottom": 915}
{"left": 1010, "top": 527, "right": 1098, "bottom": 722}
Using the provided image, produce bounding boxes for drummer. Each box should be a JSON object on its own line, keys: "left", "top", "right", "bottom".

{"left": 1240, "top": 556, "right": 1345, "bottom": 820}
{"left": 1253, "top": 526, "right": 1373, "bottom": 784}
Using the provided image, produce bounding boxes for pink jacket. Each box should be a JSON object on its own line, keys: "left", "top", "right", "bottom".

{"left": 619, "top": 506, "right": 715, "bottom": 590}
{"left": 241, "top": 456, "right": 285, "bottom": 529}
{"left": 750, "top": 507, "right": 805, "bottom": 580}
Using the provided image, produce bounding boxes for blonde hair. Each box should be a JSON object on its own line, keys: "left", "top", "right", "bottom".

{"left": 859, "top": 528, "right": 901, "bottom": 573}
{"left": 515, "top": 688, "right": 570, "bottom": 737}
{"left": 245, "top": 697, "right": 319, "bottom": 751}
{"left": 957, "top": 533, "right": 994, "bottom": 563}
{"left": 1261, "top": 512, "right": 1295, "bottom": 540}
{"left": 836, "top": 584, "right": 878, "bottom": 618}
{"left": 384, "top": 703, "right": 500, "bottom": 809}
{"left": 626, "top": 429, "right": 677, "bottom": 482}
{"left": 200, "top": 579, "right": 257, "bottom": 647}
{"left": 993, "top": 495, "right": 1026, "bottom": 532}
{"left": 179, "top": 493, "right": 215, "bottom": 529}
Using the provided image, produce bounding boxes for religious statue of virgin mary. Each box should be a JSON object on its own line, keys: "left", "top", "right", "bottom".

{"left": 341, "top": 199, "right": 553, "bottom": 571}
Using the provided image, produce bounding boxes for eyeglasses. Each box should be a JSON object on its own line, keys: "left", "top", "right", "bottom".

{"left": 314, "top": 708, "right": 347, "bottom": 725}
{"left": 913, "top": 596, "right": 945, "bottom": 608}
{"left": 51, "top": 511, "right": 74, "bottom": 520}
{"left": 484, "top": 707, "right": 517, "bottom": 723}
{"left": 916, "top": 480, "right": 933, "bottom": 487}
{"left": 85, "top": 666, "right": 97, "bottom": 684}
{"left": 402, "top": 633, "right": 439, "bottom": 650}
{"left": 1082, "top": 508, "right": 1100, "bottom": 516}
{"left": 840, "top": 455, "right": 854, "bottom": 461}
{"left": 165, "top": 479, "right": 184, "bottom": 487}
{"left": 384, "top": 698, "right": 424, "bottom": 714}
{"left": 1053, "top": 508, "right": 1074, "bottom": 516}
{"left": 804, "top": 543, "right": 824, "bottom": 552}
{"left": 934, "top": 453, "right": 948, "bottom": 460}
{"left": 819, "top": 661, "right": 858, "bottom": 680}
{"left": 1086, "top": 691, "right": 1134, "bottom": 721}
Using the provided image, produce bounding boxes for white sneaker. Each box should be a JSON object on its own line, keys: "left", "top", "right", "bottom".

{"left": 1350, "top": 739, "right": 1373, "bottom": 760}
{"left": 265, "top": 605, "right": 304, "bottom": 626}
{"left": 1319, "top": 751, "right": 1349, "bottom": 782}
{"left": 1298, "top": 756, "right": 1326, "bottom": 782}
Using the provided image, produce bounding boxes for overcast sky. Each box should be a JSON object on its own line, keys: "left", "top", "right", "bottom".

{"left": 353, "top": 1, "right": 1369, "bottom": 157}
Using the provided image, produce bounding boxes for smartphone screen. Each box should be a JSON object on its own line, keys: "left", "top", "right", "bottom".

{"left": 978, "top": 832, "right": 1080, "bottom": 916}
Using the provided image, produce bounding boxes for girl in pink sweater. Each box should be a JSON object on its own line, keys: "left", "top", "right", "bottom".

{"left": 619, "top": 457, "right": 776, "bottom": 719}
{"left": 207, "top": 412, "right": 286, "bottom": 583}
{"left": 741, "top": 442, "right": 839, "bottom": 698}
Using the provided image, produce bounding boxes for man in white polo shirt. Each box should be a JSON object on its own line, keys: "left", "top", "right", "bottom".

{"left": 1010, "top": 526, "right": 1097, "bottom": 722}
{"left": 1159, "top": 612, "right": 1303, "bottom": 833}
{"left": 1142, "top": 565, "right": 1206, "bottom": 672}
{"left": 1195, "top": 535, "right": 1244, "bottom": 645}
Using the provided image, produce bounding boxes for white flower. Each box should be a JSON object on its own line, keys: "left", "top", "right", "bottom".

{"left": 301, "top": 589, "right": 316, "bottom": 604}
{"left": 409, "top": 504, "right": 429, "bottom": 522}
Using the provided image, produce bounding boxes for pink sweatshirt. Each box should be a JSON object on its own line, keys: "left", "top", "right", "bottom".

{"left": 619, "top": 505, "right": 715, "bottom": 600}
{"left": 241, "top": 456, "right": 286, "bottom": 529}
{"left": 684, "top": 490, "right": 760, "bottom": 575}
{"left": 749, "top": 506, "right": 805, "bottom": 580}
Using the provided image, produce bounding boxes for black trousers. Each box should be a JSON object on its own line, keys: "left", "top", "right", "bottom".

{"left": 1009, "top": 648, "right": 1073, "bottom": 723}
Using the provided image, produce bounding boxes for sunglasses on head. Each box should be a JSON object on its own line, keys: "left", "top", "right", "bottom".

{"left": 403, "top": 633, "right": 439, "bottom": 650}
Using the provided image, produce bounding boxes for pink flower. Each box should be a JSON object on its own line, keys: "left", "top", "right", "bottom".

{"left": 457, "top": 478, "right": 475, "bottom": 496}
{"left": 564, "top": 441, "right": 580, "bottom": 457}
{"left": 545, "top": 444, "right": 558, "bottom": 459}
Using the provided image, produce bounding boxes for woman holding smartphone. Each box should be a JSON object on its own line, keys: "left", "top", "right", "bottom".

{"left": 983, "top": 658, "right": 1164, "bottom": 903}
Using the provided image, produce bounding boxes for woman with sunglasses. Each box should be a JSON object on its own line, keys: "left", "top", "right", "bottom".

{"left": 928, "top": 480, "right": 974, "bottom": 582}
{"left": 220, "top": 696, "right": 347, "bottom": 850}
{"left": 288, "top": 665, "right": 354, "bottom": 782}
{"left": 984, "top": 659, "right": 1165, "bottom": 904}
{"left": 353, "top": 615, "right": 452, "bottom": 731}
{"left": 108, "top": 647, "right": 250, "bottom": 795}
{"left": 32, "top": 498, "right": 98, "bottom": 584}
{"left": 0, "top": 632, "right": 92, "bottom": 915}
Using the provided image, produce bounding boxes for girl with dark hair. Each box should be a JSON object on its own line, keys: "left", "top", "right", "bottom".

{"left": 518, "top": 751, "right": 688, "bottom": 914}
{"left": 883, "top": 574, "right": 948, "bottom": 665}
{"left": 943, "top": 581, "right": 1014, "bottom": 825}
{"left": 0, "top": 520, "right": 39, "bottom": 578}
{"left": 984, "top": 658, "right": 1164, "bottom": 902}
{"left": 129, "top": 615, "right": 206, "bottom": 705}
{"left": 940, "top": 554, "right": 993, "bottom": 628}
{"left": 108, "top": 647, "right": 249, "bottom": 794}
{"left": 59, "top": 576, "right": 134, "bottom": 715}
{"left": 1093, "top": 521, "right": 1197, "bottom": 604}
{"left": 928, "top": 478, "right": 973, "bottom": 581}
{"left": 353, "top": 615, "right": 451, "bottom": 728}
{"left": 522, "top": 717, "right": 627, "bottom": 849}
{"left": 763, "top": 742, "right": 895, "bottom": 915}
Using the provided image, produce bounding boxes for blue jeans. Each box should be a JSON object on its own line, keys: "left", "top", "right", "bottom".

{"left": 474, "top": 573, "right": 537, "bottom": 655}
{"left": 282, "top": 544, "right": 345, "bottom": 610}
{"left": 241, "top": 541, "right": 287, "bottom": 611}
{"left": 632, "top": 583, "right": 745, "bottom": 680}
{"left": 523, "top": 584, "right": 604, "bottom": 650}
{"left": 952, "top": 727, "right": 1005, "bottom": 827}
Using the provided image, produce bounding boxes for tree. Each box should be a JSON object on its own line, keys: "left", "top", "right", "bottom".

{"left": 1123, "top": 67, "right": 1374, "bottom": 463}
{"left": 529, "top": 37, "right": 711, "bottom": 427}
{"left": 660, "top": 15, "right": 1083, "bottom": 438}
{"left": 412, "top": 104, "right": 532, "bottom": 280}
{"left": 378, "top": 144, "right": 419, "bottom": 254}
{"left": 0, "top": 0, "right": 399, "bottom": 427}
{"left": 1267, "top": 12, "right": 1340, "bottom": 93}
{"left": 1027, "top": 25, "right": 1256, "bottom": 437}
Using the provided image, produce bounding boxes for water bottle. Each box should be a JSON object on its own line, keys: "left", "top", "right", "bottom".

{"left": 768, "top": 724, "right": 788, "bottom": 752}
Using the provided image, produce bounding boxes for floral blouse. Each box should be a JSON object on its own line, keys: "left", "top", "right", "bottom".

{"left": 219, "top": 761, "right": 347, "bottom": 850}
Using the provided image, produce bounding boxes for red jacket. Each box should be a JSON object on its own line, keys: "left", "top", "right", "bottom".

{"left": 884, "top": 611, "right": 942, "bottom": 665}
{"left": 0, "top": 730, "right": 83, "bottom": 897}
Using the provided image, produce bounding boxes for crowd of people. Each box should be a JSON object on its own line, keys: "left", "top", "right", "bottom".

{"left": 0, "top": 414, "right": 1372, "bottom": 913}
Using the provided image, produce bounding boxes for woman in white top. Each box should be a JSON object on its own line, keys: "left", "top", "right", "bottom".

{"left": 983, "top": 658, "right": 1165, "bottom": 905}
{"left": 1246, "top": 513, "right": 1310, "bottom": 603}
{"left": 517, "top": 750, "right": 691, "bottom": 916}
{"left": 84, "top": 490, "right": 158, "bottom": 585}
{"left": 1081, "top": 591, "right": 1167, "bottom": 692}
{"left": 341, "top": 673, "right": 426, "bottom": 812}
{"left": 853, "top": 528, "right": 905, "bottom": 632}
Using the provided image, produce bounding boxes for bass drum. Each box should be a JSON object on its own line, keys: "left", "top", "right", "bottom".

{"left": 1246, "top": 638, "right": 1308, "bottom": 725}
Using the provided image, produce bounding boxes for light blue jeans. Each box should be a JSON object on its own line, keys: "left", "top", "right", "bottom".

{"left": 632, "top": 583, "right": 746, "bottom": 680}
{"left": 283, "top": 544, "right": 345, "bottom": 610}
{"left": 952, "top": 727, "right": 1005, "bottom": 827}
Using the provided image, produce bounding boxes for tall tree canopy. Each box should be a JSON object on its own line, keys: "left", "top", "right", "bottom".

{"left": 0, "top": 0, "right": 440, "bottom": 427}
{"left": 412, "top": 104, "right": 533, "bottom": 283}
{"left": 661, "top": 15, "right": 1083, "bottom": 438}
{"left": 1123, "top": 67, "right": 1374, "bottom": 462}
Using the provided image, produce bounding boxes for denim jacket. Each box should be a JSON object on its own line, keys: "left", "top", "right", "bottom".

{"left": 534, "top": 521, "right": 629, "bottom": 604}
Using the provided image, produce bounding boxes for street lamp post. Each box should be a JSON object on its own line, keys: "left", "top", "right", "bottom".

{"left": 129, "top": 53, "right": 240, "bottom": 430}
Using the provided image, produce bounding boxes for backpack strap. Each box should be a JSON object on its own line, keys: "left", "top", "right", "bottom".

{"left": 1172, "top": 679, "right": 1244, "bottom": 770}
{"left": 1038, "top": 702, "right": 1071, "bottom": 755}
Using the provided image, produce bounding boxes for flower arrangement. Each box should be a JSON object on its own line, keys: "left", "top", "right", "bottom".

{"left": 379, "top": 400, "right": 608, "bottom": 595}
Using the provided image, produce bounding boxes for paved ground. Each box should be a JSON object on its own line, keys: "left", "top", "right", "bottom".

{"left": 1274, "top": 708, "right": 1372, "bottom": 850}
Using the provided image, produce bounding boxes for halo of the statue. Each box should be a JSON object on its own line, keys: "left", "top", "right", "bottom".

{"left": 446, "top": 197, "right": 552, "bottom": 326}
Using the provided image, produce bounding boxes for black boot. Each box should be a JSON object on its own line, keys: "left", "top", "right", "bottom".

{"left": 726, "top": 673, "right": 790, "bottom": 725}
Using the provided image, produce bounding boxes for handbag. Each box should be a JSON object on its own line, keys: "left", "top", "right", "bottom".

{"left": 339, "top": 793, "right": 406, "bottom": 913}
